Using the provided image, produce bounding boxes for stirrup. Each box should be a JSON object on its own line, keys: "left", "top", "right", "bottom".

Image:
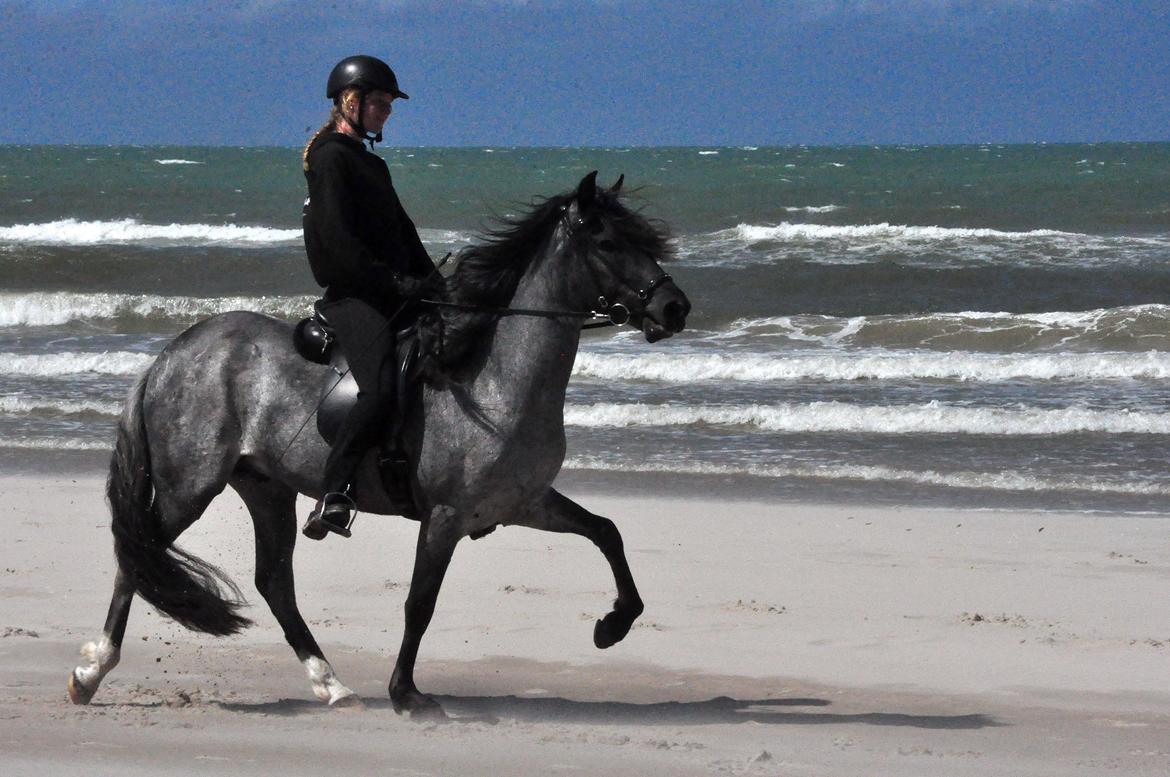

{"left": 302, "top": 492, "right": 356, "bottom": 541}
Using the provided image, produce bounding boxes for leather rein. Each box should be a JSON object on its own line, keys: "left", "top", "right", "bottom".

{"left": 421, "top": 270, "right": 673, "bottom": 331}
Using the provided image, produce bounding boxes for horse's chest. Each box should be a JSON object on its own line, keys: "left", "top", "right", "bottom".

{"left": 418, "top": 392, "right": 565, "bottom": 511}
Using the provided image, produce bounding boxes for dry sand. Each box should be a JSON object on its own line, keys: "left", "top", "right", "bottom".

{"left": 1, "top": 473, "right": 1168, "bottom": 776}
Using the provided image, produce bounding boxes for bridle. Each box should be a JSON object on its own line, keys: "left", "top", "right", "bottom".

{"left": 423, "top": 206, "right": 673, "bottom": 331}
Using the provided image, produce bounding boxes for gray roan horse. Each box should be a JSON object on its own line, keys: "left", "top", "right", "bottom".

{"left": 68, "top": 172, "right": 690, "bottom": 717}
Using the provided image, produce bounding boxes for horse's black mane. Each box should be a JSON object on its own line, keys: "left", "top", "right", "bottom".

{"left": 425, "top": 185, "right": 671, "bottom": 375}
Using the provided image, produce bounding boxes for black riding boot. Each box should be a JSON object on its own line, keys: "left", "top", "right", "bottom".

{"left": 302, "top": 490, "right": 356, "bottom": 540}
{"left": 301, "top": 297, "right": 398, "bottom": 541}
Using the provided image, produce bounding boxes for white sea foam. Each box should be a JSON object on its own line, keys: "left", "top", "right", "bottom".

{"left": 729, "top": 222, "right": 1072, "bottom": 243}
{"left": 0, "top": 351, "right": 155, "bottom": 377}
{"left": 0, "top": 396, "right": 121, "bottom": 416}
{"left": 0, "top": 218, "right": 301, "bottom": 246}
{"left": 709, "top": 305, "right": 1170, "bottom": 350}
{"left": 783, "top": 205, "right": 843, "bottom": 213}
{"left": 0, "top": 292, "right": 315, "bottom": 327}
{"left": 572, "top": 350, "right": 1170, "bottom": 383}
{"left": 673, "top": 221, "right": 1170, "bottom": 268}
{"left": 0, "top": 437, "right": 110, "bottom": 451}
{"left": 154, "top": 159, "right": 203, "bottom": 165}
{"left": 562, "top": 457, "right": 1170, "bottom": 496}
{"left": 563, "top": 401, "right": 1170, "bottom": 435}
{"left": 418, "top": 228, "right": 474, "bottom": 246}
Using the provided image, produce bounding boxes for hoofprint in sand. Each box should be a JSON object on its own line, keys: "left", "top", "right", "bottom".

{"left": 1, "top": 473, "right": 1168, "bottom": 776}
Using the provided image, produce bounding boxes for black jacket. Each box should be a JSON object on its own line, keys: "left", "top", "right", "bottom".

{"left": 302, "top": 132, "right": 433, "bottom": 315}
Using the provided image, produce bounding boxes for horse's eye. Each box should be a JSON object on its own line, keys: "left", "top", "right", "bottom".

{"left": 598, "top": 239, "right": 618, "bottom": 252}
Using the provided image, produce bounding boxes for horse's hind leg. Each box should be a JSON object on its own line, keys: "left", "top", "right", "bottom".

{"left": 70, "top": 479, "right": 224, "bottom": 703}
{"left": 67, "top": 569, "right": 134, "bottom": 704}
{"left": 521, "top": 489, "right": 644, "bottom": 649}
{"left": 231, "top": 474, "right": 357, "bottom": 706}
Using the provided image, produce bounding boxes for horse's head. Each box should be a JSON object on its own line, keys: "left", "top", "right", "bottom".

{"left": 563, "top": 171, "right": 690, "bottom": 343}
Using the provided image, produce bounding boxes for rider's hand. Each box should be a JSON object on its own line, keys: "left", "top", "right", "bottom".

{"left": 396, "top": 274, "right": 441, "bottom": 300}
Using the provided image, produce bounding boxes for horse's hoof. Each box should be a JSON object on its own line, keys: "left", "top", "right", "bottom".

{"left": 391, "top": 690, "right": 447, "bottom": 721}
{"left": 67, "top": 670, "right": 95, "bottom": 705}
{"left": 593, "top": 612, "right": 635, "bottom": 649}
{"left": 329, "top": 691, "right": 365, "bottom": 710}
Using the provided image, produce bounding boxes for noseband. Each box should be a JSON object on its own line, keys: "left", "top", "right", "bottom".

{"left": 594, "top": 271, "right": 674, "bottom": 326}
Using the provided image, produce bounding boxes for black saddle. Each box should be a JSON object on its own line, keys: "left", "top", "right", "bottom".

{"left": 293, "top": 302, "right": 421, "bottom": 515}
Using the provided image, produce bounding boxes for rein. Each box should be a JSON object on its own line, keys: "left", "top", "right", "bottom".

{"left": 420, "top": 298, "right": 626, "bottom": 330}
{"left": 421, "top": 268, "right": 672, "bottom": 332}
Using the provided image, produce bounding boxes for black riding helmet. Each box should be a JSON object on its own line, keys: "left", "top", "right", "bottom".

{"left": 326, "top": 55, "right": 409, "bottom": 145}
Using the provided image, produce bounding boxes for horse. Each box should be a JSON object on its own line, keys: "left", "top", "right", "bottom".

{"left": 67, "top": 171, "right": 691, "bottom": 717}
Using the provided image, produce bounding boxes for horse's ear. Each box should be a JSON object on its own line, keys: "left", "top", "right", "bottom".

{"left": 610, "top": 174, "right": 624, "bottom": 194}
{"left": 577, "top": 171, "right": 598, "bottom": 205}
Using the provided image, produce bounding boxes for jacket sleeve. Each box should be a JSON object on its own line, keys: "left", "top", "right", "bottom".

{"left": 395, "top": 195, "right": 436, "bottom": 278}
{"left": 307, "top": 145, "right": 401, "bottom": 299}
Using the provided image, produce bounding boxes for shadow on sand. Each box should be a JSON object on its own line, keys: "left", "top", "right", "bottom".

{"left": 212, "top": 694, "right": 1000, "bottom": 730}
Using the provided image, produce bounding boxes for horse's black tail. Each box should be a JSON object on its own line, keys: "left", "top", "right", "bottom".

{"left": 108, "top": 373, "right": 251, "bottom": 636}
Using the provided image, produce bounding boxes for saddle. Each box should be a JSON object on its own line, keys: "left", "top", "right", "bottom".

{"left": 294, "top": 302, "right": 421, "bottom": 517}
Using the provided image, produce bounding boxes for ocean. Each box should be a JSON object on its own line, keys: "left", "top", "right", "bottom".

{"left": 3, "top": 143, "right": 1170, "bottom": 512}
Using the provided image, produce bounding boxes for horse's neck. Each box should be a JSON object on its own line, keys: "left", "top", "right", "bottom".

{"left": 479, "top": 240, "right": 583, "bottom": 406}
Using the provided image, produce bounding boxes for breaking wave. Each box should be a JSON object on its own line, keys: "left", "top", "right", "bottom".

{"left": 0, "top": 437, "right": 110, "bottom": 451}
{"left": 708, "top": 305, "right": 1170, "bottom": 352}
{"left": 572, "top": 351, "right": 1170, "bottom": 383}
{"left": 563, "top": 401, "right": 1170, "bottom": 435}
{"left": 0, "top": 218, "right": 302, "bottom": 246}
{"left": 0, "top": 351, "right": 156, "bottom": 376}
{"left": 0, "top": 396, "right": 122, "bottom": 417}
{"left": 673, "top": 222, "right": 1170, "bottom": 268}
{"left": 562, "top": 457, "right": 1170, "bottom": 496}
{"left": 0, "top": 292, "right": 314, "bottom": 327}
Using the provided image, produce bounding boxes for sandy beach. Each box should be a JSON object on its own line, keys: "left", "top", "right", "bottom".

{"left": 1, "top": 471, "right": 1168, "bottom": 776}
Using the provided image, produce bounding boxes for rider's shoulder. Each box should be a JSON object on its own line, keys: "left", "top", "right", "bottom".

{"left": 308, "top": 132, "right": 365, "bottom": 165}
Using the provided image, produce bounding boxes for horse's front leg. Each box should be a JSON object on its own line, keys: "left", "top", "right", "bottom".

{"left": 524, "top": 488, "right": 644, "bottom": 649}
{"left": 389, "top": 505, "right": 460, "bottom": 719}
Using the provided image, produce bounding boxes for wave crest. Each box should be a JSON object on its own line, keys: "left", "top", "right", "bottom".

{"left": 572, "top": 351, "right": 1170, "bottom": 383}
{"left": 0, "top": 219, "right": 302, "bottom": 247}
{"left": 0, "top": 351, "right": 156, "bottom": 376}
{"left": 0, "top": 292, "right": 315, "bottom": 327}
{"left": 563, "top": 401, "right": 1170, "bottom": 435}
{"left": 563, "top": 457, "right": 1170, "bottom": 496}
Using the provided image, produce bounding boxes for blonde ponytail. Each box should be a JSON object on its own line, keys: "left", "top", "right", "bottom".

{"left": 301, "top": 88, "right": 362, "bottom": 171}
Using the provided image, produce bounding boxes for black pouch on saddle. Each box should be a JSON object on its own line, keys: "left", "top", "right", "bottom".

{"left": 293, "top": 302, "right": 335, "bottom": 364}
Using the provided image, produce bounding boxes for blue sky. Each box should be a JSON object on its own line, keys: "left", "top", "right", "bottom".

{"left": 2, "top": 0, "right": 1167, "bottom": 147}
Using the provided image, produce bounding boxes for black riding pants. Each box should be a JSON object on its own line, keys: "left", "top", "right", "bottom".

{"left": 318, "top": 298, "right": 398, "bottom": 495}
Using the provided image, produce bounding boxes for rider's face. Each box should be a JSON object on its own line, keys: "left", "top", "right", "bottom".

{"left": 361, "top": 90, "right": 395, "bottom": 134}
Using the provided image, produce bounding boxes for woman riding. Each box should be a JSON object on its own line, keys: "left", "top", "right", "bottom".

{"left": 300, "top": 55, "right": 439, "bottom": 541}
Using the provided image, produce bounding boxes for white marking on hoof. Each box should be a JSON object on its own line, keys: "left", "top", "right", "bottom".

{"left": 303, "top": 656, "right": 359, "bottom": 706}
{"left": 69, "top": 638, "right": 120, "bottom": 705}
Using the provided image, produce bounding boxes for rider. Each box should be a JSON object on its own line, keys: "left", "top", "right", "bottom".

{"left": 300, "top": 54, "right": 439, "bottom": 541}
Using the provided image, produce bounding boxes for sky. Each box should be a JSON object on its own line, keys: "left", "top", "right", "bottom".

{"left": 1, "top": 0, "right": 1167, "bottom": 147}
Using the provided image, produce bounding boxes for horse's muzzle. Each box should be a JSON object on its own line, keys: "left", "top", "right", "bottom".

{"left": 641, "top": 284, "right": 691, "bottom": 343}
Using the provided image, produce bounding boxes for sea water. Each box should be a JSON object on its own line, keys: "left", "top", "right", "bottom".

{"left": 2, "top": 143, "right": 1170, "bottom": 512}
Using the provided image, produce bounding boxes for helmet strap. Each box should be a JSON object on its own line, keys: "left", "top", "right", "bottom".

{"left": 354, "top": 92, "right": 383, "bottom": 148}
{"left": 338, "top": 91, "right": 382, "bottom": 148}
